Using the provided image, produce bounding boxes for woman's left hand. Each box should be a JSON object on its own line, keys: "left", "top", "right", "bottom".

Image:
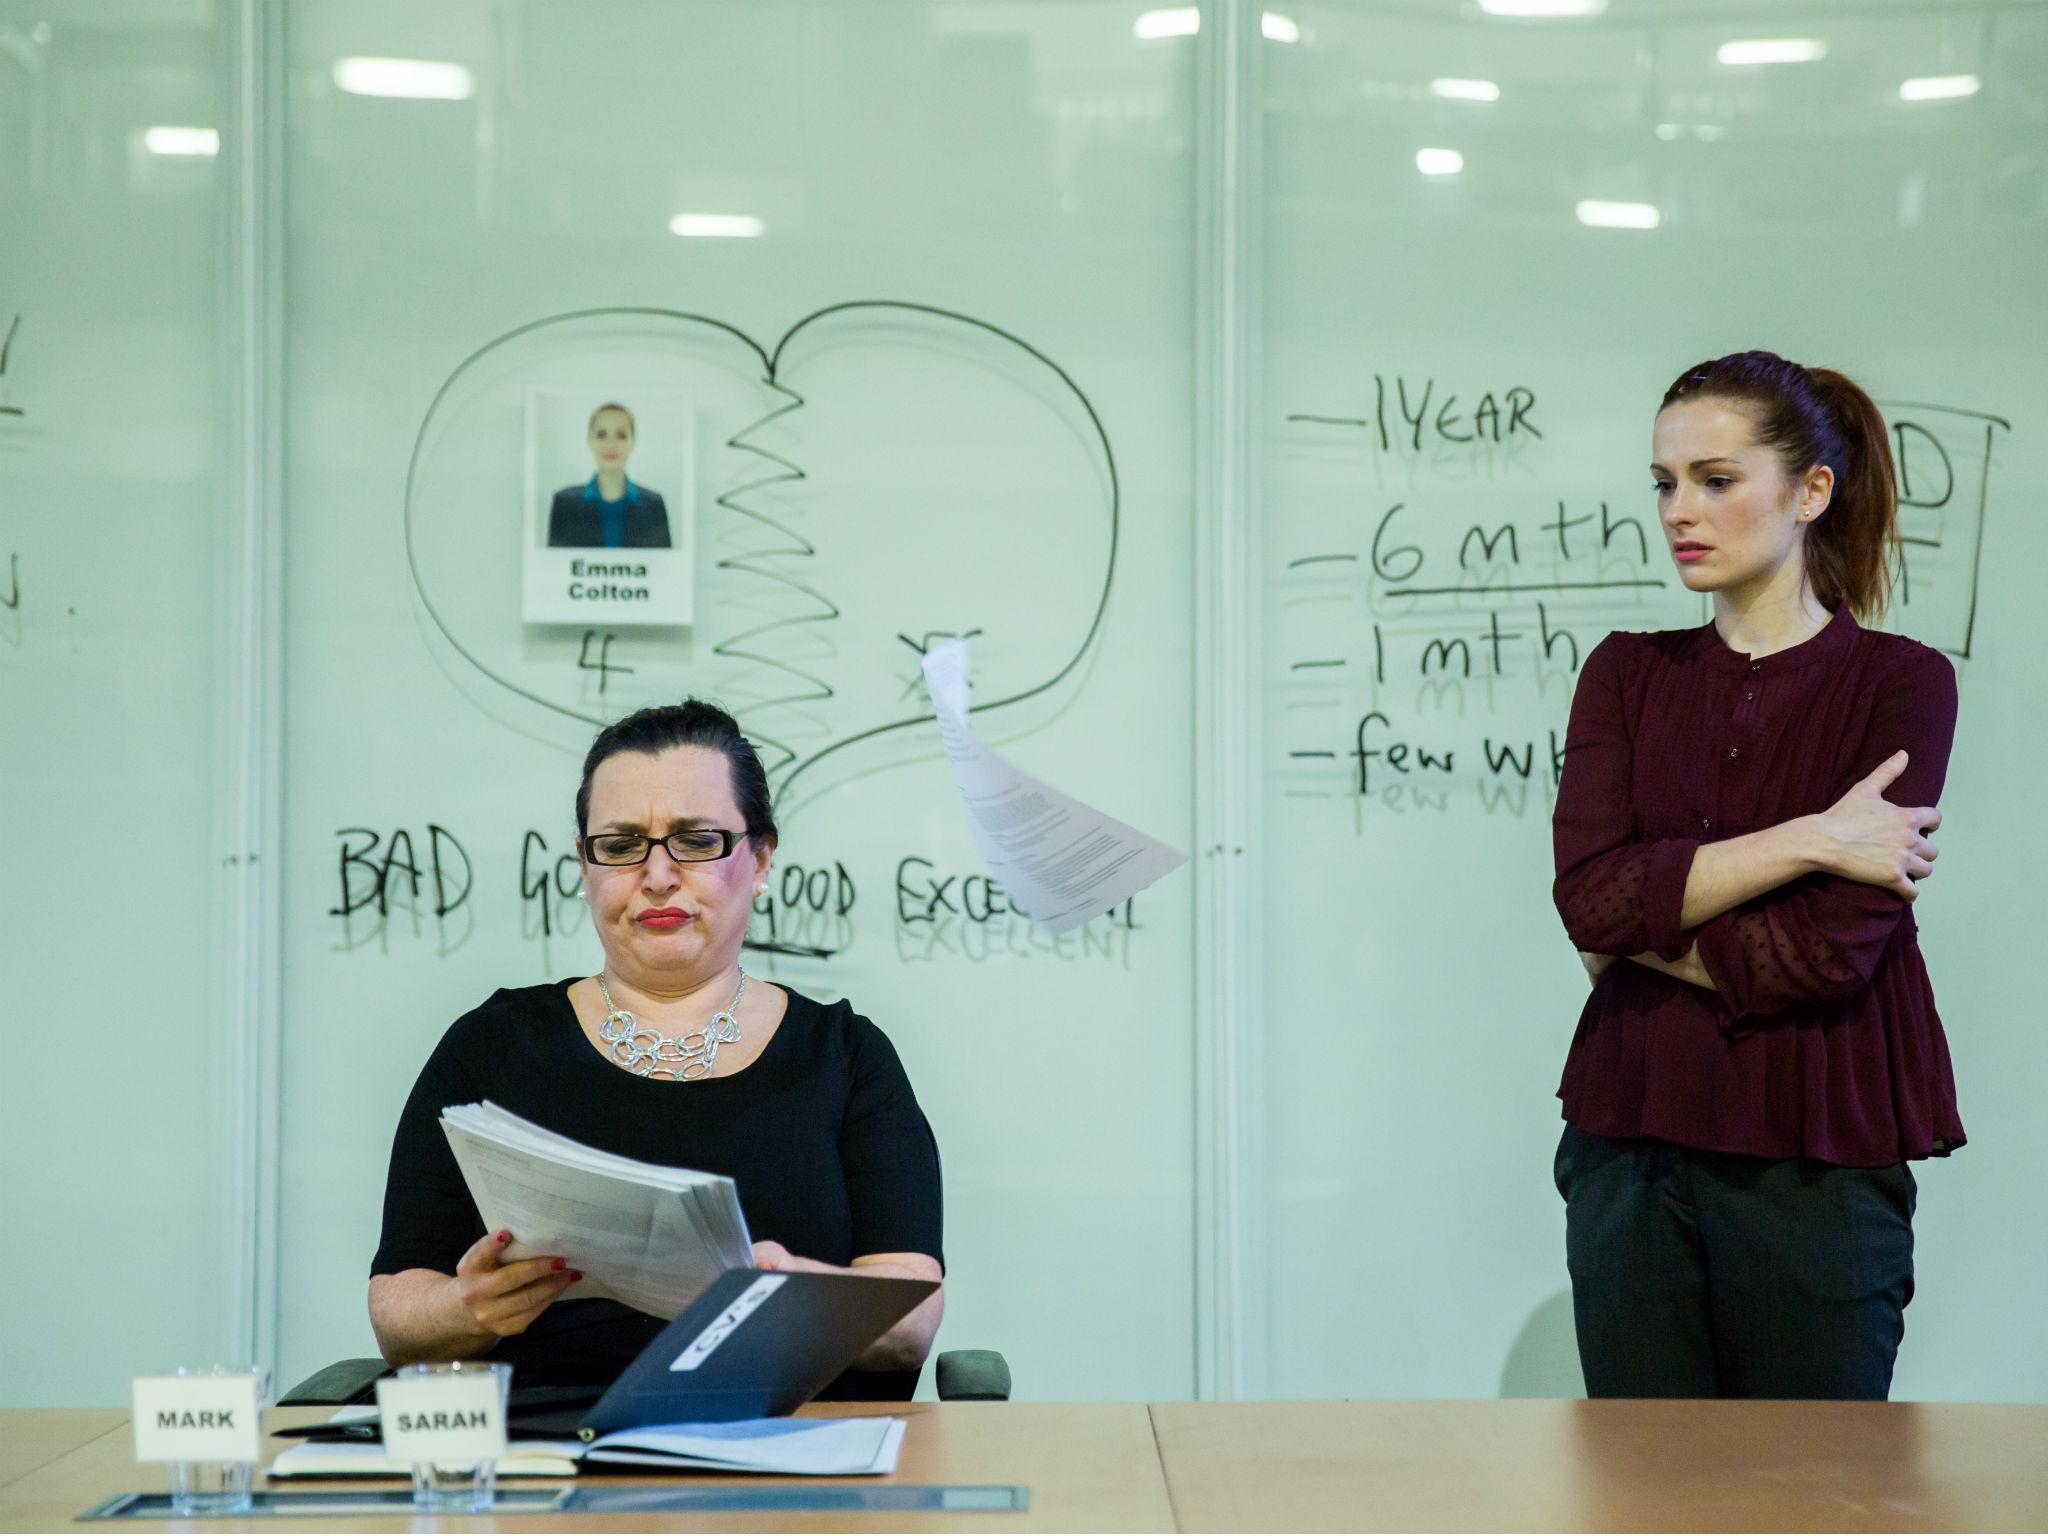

{"left": 750, "top": 1239, "right": 837, "bottom": 1275}
{"left": 749, "top": 1241, "right": 946, "bottom": 1372}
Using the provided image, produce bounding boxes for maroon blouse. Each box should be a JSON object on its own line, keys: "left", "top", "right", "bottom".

{"left": 1551, "top": 607, "right": 1964, "bottom": 1167}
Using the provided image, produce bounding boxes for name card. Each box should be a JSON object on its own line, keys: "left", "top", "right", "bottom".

{"left": 375, "top": 1374, "right": 508, "bottom": 1463}
{"left": 670, "top": 1273, "right": 786, "bottom": 1371}
{"left": 522, "top": 550, "right": 693, "bottom": 626}
{"left": 132, "top": 1375, "right": 261, "bottom": 1463}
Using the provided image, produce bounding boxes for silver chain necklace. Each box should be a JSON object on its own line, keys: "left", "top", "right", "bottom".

{"left": 596, "top": 970, "right": 746, "bottom": 1081}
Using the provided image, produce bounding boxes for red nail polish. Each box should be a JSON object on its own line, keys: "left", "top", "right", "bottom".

{"left": 551, "top": 1258, "right": 566, "bottom": 1271}
{"left": 569, "top": 1270, "right": 583, "bottom": 1282}
{"left": 496, "top": 1231, "right": 511, "bottom": 1244}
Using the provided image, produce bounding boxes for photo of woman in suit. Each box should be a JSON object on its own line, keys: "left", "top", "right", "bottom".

{"left": 546, "top": 401, "right": 673, "bottom": 548}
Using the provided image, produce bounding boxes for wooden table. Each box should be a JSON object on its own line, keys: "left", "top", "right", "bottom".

{"left": 0, "top": 1412, "right": 125, "bottom": 1497}
{"left": 5, "top": 1400, "right": 2046, "bottom": 1532}
{"left": 0, "top": 1403, "right": 1174, "bottom": 1533}
{"left": 1148, "top": 1400, "right": 2048, "bottom": 1533}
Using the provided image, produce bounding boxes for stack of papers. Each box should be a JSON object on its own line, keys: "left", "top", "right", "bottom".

{"left": 580, "top": 1418, "right": 906, "bottom": 1475}
{"left": 269, "top": 1410, "right": 905, "bottom": 1479}
{"left": 440, "top": 1101, "right": 752, "bottom": 1320}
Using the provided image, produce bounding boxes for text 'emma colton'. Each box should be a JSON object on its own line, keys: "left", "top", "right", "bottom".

{"left": 568, "top": 558, "right": 650, "bottom": 601}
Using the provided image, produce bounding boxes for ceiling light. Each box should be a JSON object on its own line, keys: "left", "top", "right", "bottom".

{"left": 669, "top": 213, "right": 765, "bottom": 238}
{"left": 1899, "top": 74, "right": 1980, "bottom": 102}
{"left": 1717, "top": 39, "right": 1827, "bottom": 66}
{"left": 332, "top": 57, "right": 475, "bottom": 99}
{"left": 1430, "top": 78, "right": 1501, "bottom": 102}
{"left": 1263, "top": 13, "right": 1300, "bottom": 43}
{"left": 1133, "top": 8, "right": 1199, "bottom": 39}
{"left": 144, "top": 126, "right": 219, "bottom": 157}
{"left": 1417, "top": 148, "right": 1465, "bottom": 176}
{"left": 1478, "top": 0, "right": 1608, "bottom": 17}
{"left": 1576, "top": 199, "right": 1660, "bottom": 229}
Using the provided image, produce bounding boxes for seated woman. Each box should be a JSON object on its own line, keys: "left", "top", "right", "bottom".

{"left": 367, "top": 702, "right": 944, "bottom": 1397}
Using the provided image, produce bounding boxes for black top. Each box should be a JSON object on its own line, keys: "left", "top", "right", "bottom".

{"left": 1553, "top": 610, "right": 1962, "bottom": 1165}
{"left": 373, "top": 981, "right": 943, "bottom": 1397}
{"left": 546, "top": 485, "right": 672, "bottom": 548}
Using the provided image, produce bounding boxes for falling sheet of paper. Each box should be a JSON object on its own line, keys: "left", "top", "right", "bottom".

{"left": 920, "top": 639, "right": 1186, "bottom": 934}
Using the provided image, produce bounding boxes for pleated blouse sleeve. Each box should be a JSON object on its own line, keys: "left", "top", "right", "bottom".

{"left": 1552, "top": 633, "right": 1702, "bottom": 961}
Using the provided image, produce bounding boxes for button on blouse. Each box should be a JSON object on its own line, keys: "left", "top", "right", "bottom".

{"left": 1550, "top": 608, "right": 1964, "bottom": 1166}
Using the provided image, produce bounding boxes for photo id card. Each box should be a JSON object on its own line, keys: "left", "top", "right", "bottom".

{"left": 522, "top": 387, "right": 695, "bottom": 626}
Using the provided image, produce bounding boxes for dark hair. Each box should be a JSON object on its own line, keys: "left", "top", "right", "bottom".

{"left": 1660, "top": 350, "right": 1899, "bottom": 619}
{"left": 575, "top": 700, "right": 777, "bottom": 845}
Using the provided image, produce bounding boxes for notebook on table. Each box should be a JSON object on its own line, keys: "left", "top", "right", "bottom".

{"left": 270, "top": 1412, "right": 908, "bottom": 1479}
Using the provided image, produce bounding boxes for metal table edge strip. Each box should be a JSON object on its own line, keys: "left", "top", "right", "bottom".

{"left": 77, "top": 1488, "right": 574, "bottom": 1520}
{"left": 77, "top": 1484, "right": 1027, "bottom": 1519}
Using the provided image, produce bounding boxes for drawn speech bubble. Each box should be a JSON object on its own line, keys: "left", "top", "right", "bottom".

{"left": 403, "top": 303, "right": 1119, "bottom": 814}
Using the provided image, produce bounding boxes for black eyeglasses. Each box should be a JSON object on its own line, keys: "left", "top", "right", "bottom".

{"left": 582, "top": 828, "right": 748, "bottom": 866}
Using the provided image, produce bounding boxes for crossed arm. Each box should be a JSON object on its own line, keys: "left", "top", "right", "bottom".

{"left": 1578, "top": 761, "right": 1939, "bottom": 992}
{"left": 1553, "top": 639, "right": 1955, "bottom": 1013}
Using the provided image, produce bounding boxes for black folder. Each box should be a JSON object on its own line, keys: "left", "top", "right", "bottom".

{"left": 563, "top": 1267, "right": 936, "bottom": 1437}
{"left": 286, "top": 1268, "right": 935, "bottom": 1443}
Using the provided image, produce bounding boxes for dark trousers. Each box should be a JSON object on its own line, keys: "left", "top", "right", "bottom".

{"left": 1555, "top": 1124, "right": 1916, "bottom": 1399}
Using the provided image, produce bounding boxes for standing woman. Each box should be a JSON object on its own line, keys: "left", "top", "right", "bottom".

{"left": 1551, "top": 351, "right": 1963, "bottom": 1400}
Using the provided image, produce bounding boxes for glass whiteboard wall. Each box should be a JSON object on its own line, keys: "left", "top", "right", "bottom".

{"left": 271, "top": 0, "right": 1200, "bottom": 1400}
{"left": 0, "top": 0, "right": 247, "bottom": 1403}
{"left": 1261, "top": 0, "right": 2048, "bottom": 1399}
{"left": 5, "top": 0, "right": 2045, "bottom": 1408}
